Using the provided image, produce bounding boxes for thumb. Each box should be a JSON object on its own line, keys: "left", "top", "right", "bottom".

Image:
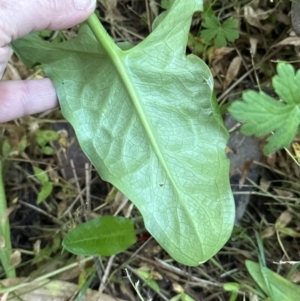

{"left": 0, "top": 0, "right": 97, "bottom": 47}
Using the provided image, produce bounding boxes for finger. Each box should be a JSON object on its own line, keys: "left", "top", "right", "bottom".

{"left": 0, "top": 0, "right": 96, "bottom": 76}
{"left": 0, "top": 0, "right": 96, "bottom": 121}
{"left": 0, "top": 79, "right": 58, "bottom": 122}
{"left": 0, "top": 0, "right": 97, "bottom": 47}
{"left": 0, "top": 45, "right": 10, "bottom": 78}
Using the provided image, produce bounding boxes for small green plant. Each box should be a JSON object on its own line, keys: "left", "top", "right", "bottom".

{"left": 33, "top": 166, "right": 53, "bottom": 204}
{"left": 244, "top": 233, "right": 300, "bottom": 301}
{"left": 36, "top": 129, "right": 59, "bottom": 155}
{"left": 246, "top": 260, "right": 300, "bottom": 301}
{"left": 200, "top": 14, "right": 239, "bottom": 47}
{"left": 11, "top": 0, "right": 234, "bottom": 265}
{"left": 229, "top": 63, "right": 300, "bottom": 155}
{"left": 135, "top": 268, "right": 160, "bottom": 293}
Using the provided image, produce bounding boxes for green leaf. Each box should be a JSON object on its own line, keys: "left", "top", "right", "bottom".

{"left": 135, "top": 269, "right": 160, "bottom": 293}
{"left": 2, "top": 140, "right": 11, "bottom": 158}
{"left": 182, "top": 293, "right": 197, "bottom": 301}
{"left": 161, "top": 0, "right": 170, "bottom": 9}
{"left": 273, "top": 63, "right": 300, "bottom": 105}
{"left": 33, "top": 166, "right": 49, "bottom": 184}
{"left": 200, "top": 15, "right": 239, "bottom": 47}
{"left": 62, "top": 216, "right": 136, "bottom": 256}
{"left": 36, "top": 130, "right": 59, "bottom": 147}
{"left": 229, "top": 63, "right": 300, "bottom": 155}
{"left": 246, "top": 260, "right": 300, "bottom": 301}
{"left": 11, "top": 0, "right": 234, "bottom": 266}
{"left": 223, "top": 282, "right": 240, "bottom": 292}
{"left": 170, "top": 294, "right": 182, "bottom": 301}
{"left": 37, "top": 182, "right": 53, "bottom": 204}
{"left": 41, "top": 146, "right": 55, "bottom": 155}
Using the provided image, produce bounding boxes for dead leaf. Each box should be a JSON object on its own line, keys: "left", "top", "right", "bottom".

{"left": 0, "top": 278, "right": 127, "bottom": 301}
{"left": 149, "top": 0, "right": 158, "bottom": 17}
{"left": 291, "top": 270, "right": 300, "bottom": 283}
{"left": 239, "top": 159, "right": 253, "bottom": 188}
{"left": 273, "top": 188, "right": 294, "bottom": 198}
{"left": 9, "top": 251, "right": 21, "bottom": 267}
{"left": 172, "top": 282, "right": 184, "bottom": 293}
{"left": 224, "top": 56, "right": 242, "bottom": 89}
{"left": 244, "top": 6, "right": 273, "bottom": 33}
{"left": 271, "top": 37, "right": 300, "bottom": 47}
{"left": 113, "top": 191, "right": 132, "bottom": 217}
{"left": 275, "top": 211, "right": 292, "bottom": 228}
{"left": 261, "top": 226, "right": 275, "bottom": 239}
{"left": 209, "top": 47, "right": 235, "bottom": 62}
{"left": 292, "top": 0, "right": 300, "bottom": 36}
{"left": 260, "top": 177, "right": 270, "bottom": 192}
{"left": 244, "top": 6, "right": 267, "bottom": 28}
{"left": 275, "top": 12, "right": 290, "bottom": 25}
{"left": 272, "top": 37, "right": 300, "bottom": 47}
{"left": 292, "top": 142, "right": 300, "bottom": 161}
{"left": 266, "top": 152, "right": 276, "bottom": 167}
{"left": 249, "top": 37, "right": 258, "bottom": 56}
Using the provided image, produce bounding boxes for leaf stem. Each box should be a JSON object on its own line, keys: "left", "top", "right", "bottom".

{"left": 86, "top": 13, "right": 120, "bottom": 57}
{"left": 0, "top": 161, "right": 16, "bottom": 277}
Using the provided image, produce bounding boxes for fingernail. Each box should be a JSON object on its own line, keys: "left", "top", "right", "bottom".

{"left": 74, "top": 0, "right": 96, "bottom": 10}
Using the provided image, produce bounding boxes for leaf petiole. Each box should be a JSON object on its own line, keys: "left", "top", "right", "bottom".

{"left": 86, "top": 13, "right": 120, "bottom": 57}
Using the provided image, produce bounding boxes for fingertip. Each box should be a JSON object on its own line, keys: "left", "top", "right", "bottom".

{"left": 73, "top": 0, "right": 97, "bottom": 11}
{"left": 0, "top": 0, "right": 97, "bottom": 46}
{"left": 0, "top": 79, "right": 58, "bottom": 122}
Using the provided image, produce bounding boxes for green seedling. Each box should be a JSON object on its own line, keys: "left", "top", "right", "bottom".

{"left": 223, "top": 282, "right": 240, "bottom": 301}
{"left": 200, "top": 14, "right": 239, "bottom": 47}
{"left": 33, "top": 166, "right": 53, "bottom": 204}
{"left": 36, "top": 129, "right": 59, "bottom": 155}
{"left": 244, "top": 233, "right": 300, "bottom": 301}
{"left": 229, "top": 63, "right": 300, "bottom": 155}
{"left": 171, "top": 292, "right": 196, "bottom": 301}
{"left": 246, "top": 260, "right": 300, "bottom": 301}
{"left": 11, "top": 0, "right": 234, "bottom": 265}
{"left": 32, "top": 235, "right": 61, "bottom": 264}
{"left": 135, "top": 268, "right": 160, "bottom": 293}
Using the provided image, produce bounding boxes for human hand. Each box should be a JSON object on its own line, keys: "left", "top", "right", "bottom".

{"left": 0, "top": 0, "right": 96, "bottom": 122}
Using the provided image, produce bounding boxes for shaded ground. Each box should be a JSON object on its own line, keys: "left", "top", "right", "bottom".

{"left": 1, "top": 1, "right": 300, "bottom": 300}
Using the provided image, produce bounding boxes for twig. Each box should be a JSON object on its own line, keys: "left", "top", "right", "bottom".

{"left": 99, "top": 255, "right": 116, "bottom": 293}
{"left": 18, "top": 200, "right": 63, "bottom": 225}
{"left": 154, "top": 258, "right": 222, "bottom": 288}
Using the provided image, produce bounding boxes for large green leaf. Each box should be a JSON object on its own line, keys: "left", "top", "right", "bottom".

{"left": 63, "top": 216, "right": 136, "bottom": 256}
{"left": 246, "top": 260, "right": 300, "bottom": 301}
{"left": 11, "top": 0, "right": 234, "bottom": 265}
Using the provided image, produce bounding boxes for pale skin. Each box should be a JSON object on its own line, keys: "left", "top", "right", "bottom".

{"left": 0, "top": 0, "right": 96, "bottom": 122}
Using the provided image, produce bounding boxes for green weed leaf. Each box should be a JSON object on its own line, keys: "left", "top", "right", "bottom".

{"left": 63, "top": 216, "right": 136, "bottom": 256}
{"left": 33, "top": 166, "right": 49, "bottom": 184}
{"left": 200, "top": 15, "right": 239, "bottom": 47}
{"left": 33, "top": 166, "right": 53, "bottom": 203}
{"left": 229, "top": 63, "right": 300, "bottom": 155}
{"left": 246, "top": 260, "right": 300, "bottom": 301}
{"left": 37, "top": 182, "right": 53, "bottom": 204}
{"left": 36, "top": 130, "right": 58, "bottom": 147}
{"left": 11, "top": 0, "right": 234, "bottom": 265}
